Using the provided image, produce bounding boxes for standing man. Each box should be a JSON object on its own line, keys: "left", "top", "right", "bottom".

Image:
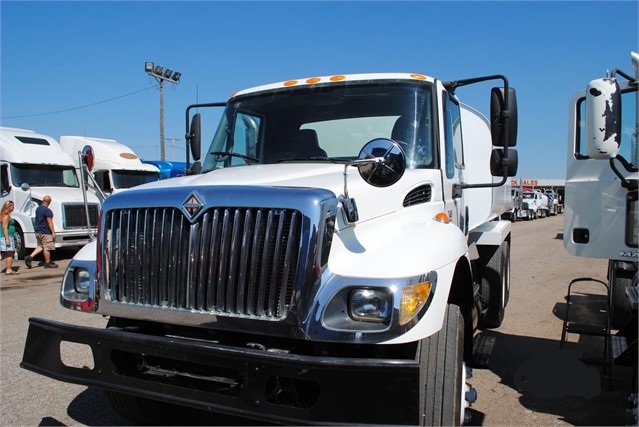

{"left": 24, "top": 195, "right": 58, "bottom": 269}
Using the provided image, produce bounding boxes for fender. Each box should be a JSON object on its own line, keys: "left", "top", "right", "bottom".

{"left": 330, "top": 206, "right": 468, "bottom": 278}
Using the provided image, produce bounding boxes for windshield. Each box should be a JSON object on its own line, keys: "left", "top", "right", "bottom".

{"left": 201, "top": 82, "right": 435, "bottom": 172}
{"left": 522, "top": 193, "right": 534, "bottom": 199}
{"left": 11, "top": 163, "right": 79, "bottom": 187}
{"left": 111, "top": 170, "right": 160, "bottom": 189}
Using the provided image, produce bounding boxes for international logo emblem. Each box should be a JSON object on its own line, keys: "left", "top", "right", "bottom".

{"left": 183, "top": 192, "right": 204, "bottom": 219}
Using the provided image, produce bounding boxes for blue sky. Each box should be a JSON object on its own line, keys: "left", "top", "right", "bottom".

{"left": 1, "top": 1, "right": 637, "bottom": 179}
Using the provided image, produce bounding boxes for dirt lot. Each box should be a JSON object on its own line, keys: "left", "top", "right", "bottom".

{"left": 0, "top": 214, "right": 636, "bottom": 426}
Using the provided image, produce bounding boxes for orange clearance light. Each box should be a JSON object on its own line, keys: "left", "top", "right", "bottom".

{"left": 330, "top": 75, "right": 346, "bottom": 81}
{"left": 306, "top": 77, "right": 321, "bottom": 84}
{"left": 283, "top": 80, "right": 298, "bottom": 87}
{"left": 410, "top": 74, "right": 427, "bottom": 80}
{"left": 435, "top": 212, "right": 449, "bottom": 224}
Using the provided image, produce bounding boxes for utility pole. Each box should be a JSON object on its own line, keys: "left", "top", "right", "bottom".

{"left": 145, "top": 62, "right": 181, "bottom": 161}
{"left": 165, "top": 137, "right": 182, "bottom": 161}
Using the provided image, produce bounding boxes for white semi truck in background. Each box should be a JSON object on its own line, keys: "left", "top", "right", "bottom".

{"left": 60, "top": 135, "right": 160, "bottom": 202}
{"left": 21, "top": 71, "right": 518, "bottom": 425}
{"left": 563, "top": 51, "right": 638, "bottom": 403}
{"left": 0, "top": 127, "right": 101, "bottom": 258}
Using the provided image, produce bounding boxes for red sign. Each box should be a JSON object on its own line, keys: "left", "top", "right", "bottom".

{"left": 511, "top": 179, "right": 539, "bottom": 187}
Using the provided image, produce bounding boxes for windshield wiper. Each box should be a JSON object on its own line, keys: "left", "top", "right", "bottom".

{"left": 210, "top": 151, "right": 259, "bottom": 165}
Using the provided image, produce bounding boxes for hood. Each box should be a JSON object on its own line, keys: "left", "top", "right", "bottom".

{"left": 27, "top": 186, "right": 101, "bottom": 204}
{"left": 127, "top": 163, "right": 441, "bottom": 224}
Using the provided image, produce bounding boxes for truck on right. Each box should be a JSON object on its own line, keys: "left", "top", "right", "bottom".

{"left": 563, "top": 51, "right": 638, "bottom": 403}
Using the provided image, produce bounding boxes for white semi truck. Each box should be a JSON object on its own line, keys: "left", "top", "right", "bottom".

{"left": 60, "top": 135, "right": 160, "bottom": 202}
{"left": 21, "top": 71, "right": 518, "bottom": 425}
{"left": 0, "top": 127, "right": 101, "bottom": 258}
{"left": 563, "top": 52, "right": 637, "bottom": 396}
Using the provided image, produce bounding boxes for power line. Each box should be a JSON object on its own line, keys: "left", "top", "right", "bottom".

{"left": 1, "top": 85, "right": 158, "bottom": 119}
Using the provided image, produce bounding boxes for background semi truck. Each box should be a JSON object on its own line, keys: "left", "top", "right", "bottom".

{"left": 21, "top": 71, "right": 518, "bottom": 425}
{"left": 60, "top": 135, "right": 160, "bottom": 202}
{"left": 0, "top": 127, "right": 101, "bottom": 258}
{"left": 563, "top": 52, "right": 638, "bottom": 405}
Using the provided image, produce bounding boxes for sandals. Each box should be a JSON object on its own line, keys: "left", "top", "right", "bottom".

{"left": 5, "top": 270, "right": 19, "bottom": 275}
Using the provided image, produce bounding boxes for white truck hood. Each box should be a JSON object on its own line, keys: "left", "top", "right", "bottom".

{"left": 27, "top": 186, "right": 101, "bottom": 204}
{"left": 130, "top": 163, "right": 441, "bottom": 224}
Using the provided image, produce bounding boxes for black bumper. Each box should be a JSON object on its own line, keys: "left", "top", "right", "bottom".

{"left": 21, "top": 317, "right": 420, "bottom": 425}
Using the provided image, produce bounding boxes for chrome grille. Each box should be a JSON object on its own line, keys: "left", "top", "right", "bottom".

{"left": 102, "top": 207, "right": 302, "bottom": 319}
{"left": 63, "top": 203, "right": 100, "bottom": 228}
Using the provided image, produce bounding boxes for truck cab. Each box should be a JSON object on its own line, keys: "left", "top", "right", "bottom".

{"left": 22, "top": 72, "right": 518, "bottom": 426}
{"left": 564, "top": 52, "right": 638, "bottom": 328}
{"left": 60, "top": 136, "right": 160, "bottom": 201}
{"left": 0, "top": 127, "right": 101, "bottom": 258}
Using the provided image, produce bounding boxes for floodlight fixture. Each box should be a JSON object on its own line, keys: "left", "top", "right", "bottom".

{"left": 145, "top": 61, "right": 182, "bottom": 161}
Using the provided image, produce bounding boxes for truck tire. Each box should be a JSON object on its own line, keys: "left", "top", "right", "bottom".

{"left": 479, "top": 240, "right": 509, "bottom": 328}
{"left": 105, "top": 390, "right": 187, "bottom": 425}
{"left": 13, "top": 224, "right": 26, "bottom": 260}
{"left": 419, "top": 304, "right": 468, "bottom": 426}
{"left": 103, "top": 317, "right": 192, "bottom": 425}
{"left": 608, "top": 260, "right": 637, "bottom": 328}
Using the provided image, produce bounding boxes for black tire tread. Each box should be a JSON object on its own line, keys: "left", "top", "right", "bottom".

{"left": 420, "top": 304, "right": 464, "bottom": 426}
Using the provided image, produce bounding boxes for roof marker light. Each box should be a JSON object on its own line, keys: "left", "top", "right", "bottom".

{"left": 306, "top": 77, "right": 321, "bottom": 84}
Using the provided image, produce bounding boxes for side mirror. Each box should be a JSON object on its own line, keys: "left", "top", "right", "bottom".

{"left": 490, "top": 87, "right": 518, "bottom": 147}
{"left": 585, "top": 78, "right": 621, "bottom": 159}
{"left": 189, "top": 113, "right": 202, "bottom": 161}
{"left": 188, "top": 161, "right": 201, "bottom": 175}
{"left": 490, "top": 149, "right": 518, "bottom": 177}
{"left": 357, "top": 138, "right": 406, "bottom": 187}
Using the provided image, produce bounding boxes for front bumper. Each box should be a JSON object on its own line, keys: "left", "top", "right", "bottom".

{"left": 21, "top": 317, "right": 420, "bottom": 425}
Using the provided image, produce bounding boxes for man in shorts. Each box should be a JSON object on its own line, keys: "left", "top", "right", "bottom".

{"left": 24, "top": 195, "right": 58, "bottom": 269}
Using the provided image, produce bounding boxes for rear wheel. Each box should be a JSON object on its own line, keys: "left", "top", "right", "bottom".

{"left": 419, "top": 304, "right": 471, "bottom": 426}
{"left": 480, "top": 240, "right": 509, "bottom": 328}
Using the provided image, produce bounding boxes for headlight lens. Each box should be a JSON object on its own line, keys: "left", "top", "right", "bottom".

{"left": 74, "top": 268, "right": 91, "bottom": 294}
{"left": 399, "top": 281, "right": 432, "bottom": 325}
{"left": 349, "top": 289, "right": 392, "bottom": 322}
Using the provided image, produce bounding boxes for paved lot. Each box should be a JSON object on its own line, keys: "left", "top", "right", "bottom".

{"left": 1, "top": 216, "right": 636, "bottom": 426}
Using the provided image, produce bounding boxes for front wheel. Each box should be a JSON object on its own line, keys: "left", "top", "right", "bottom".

{"left": 419, "top": 304, "right": 473, "bottom": 426}
{"left": 608, "top": 260, "right": 637, "bottom": 328}
{"left": 12, "top": 224, "right": 26, "bottom": 259}
{"left": 106, "top": 390, "right": 187, "bottom": 425}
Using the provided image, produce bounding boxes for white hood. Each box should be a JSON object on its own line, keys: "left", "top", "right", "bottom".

{"left": 130, "top": 163, "right": 442, "bottom": 224}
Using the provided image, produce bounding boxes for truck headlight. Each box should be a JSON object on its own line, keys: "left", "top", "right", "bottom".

{"left": 74, "top": 268, "right": 91, "bottom": 294}
{"left": 399, "top": 281, "right": 432, "bottom": 325}
{"left": 349, "top": 289, "right": 392, "bottom": 322}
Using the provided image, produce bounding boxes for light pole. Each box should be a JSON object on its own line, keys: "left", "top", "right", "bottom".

{"left": 145, "top": 61, "right": 181, "bottom": 161}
